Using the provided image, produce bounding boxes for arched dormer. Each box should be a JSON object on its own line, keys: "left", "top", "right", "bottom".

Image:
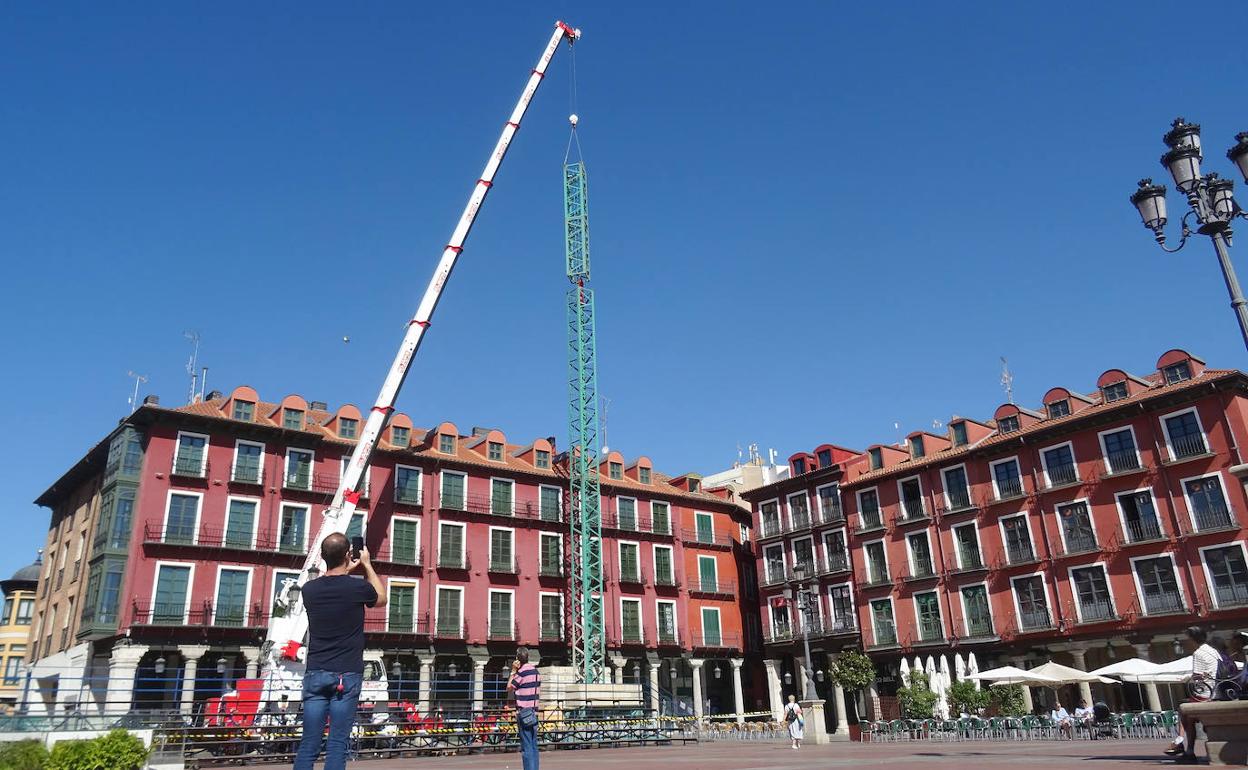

{"left": 466, "top": 428, "right": 508, "bottom": 462}
{"left": 626, "top": 455, "right": 654, "bottom": 484}
{"left": 992, "top": 403, "right": 1042, "bottom": 435}
{"left": 325, "top": 404, "right": 363, "bottom": 440}
{"left": 272, "top": 395, "right": 309, "bottom": 431}
{"left": 1157, "top": 349, "right": 1206, "bottom": 384}
{"left": 1040, "top": 387, "right": 1094, "bottom": 420}
{"left": 425, "top": 421, "right": 461, "bottom": 455}
{"left": 512, "top": 437, "right": 555, "bottom": 470}
{"left": 788, "top": 452, "right": 817, "bottom": 476}
{"left": 387, "top": 412, "right": 414, "bottom": 449}
{"left": 600, "top": 450, "right": 626, "bottom": 482}
{"left": 863, "top": 444, "right": 908, "bottom": 472}
{"left": 224, "top": 386, "right": 260, "bottom": 422}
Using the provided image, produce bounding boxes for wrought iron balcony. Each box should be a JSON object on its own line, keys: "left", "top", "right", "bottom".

{"left": 1191, "top": 504, "right": 1236, "bottom": 533}
{"left": 690, "top": 632, "right": 740, "bottom": 650}
{"left": 655, "top": 629, "right": 681, "bottom": 647}
{"left": 618, "top": 567, "right": 646, "bottom": 585}
{"left": 1122, "top": 518, "right": 1166, "bottom": 544}
{"left": 1045, "top": 463, "right": 1079, "bottom": 488}
{"left": 283, "top": 469, "right": 313, "bottom": 492}
{"left": 1053, "top": 532, "right": 1098, "bottom": 558}
{"left": 1071, "top": 599, "right": 1116, "bottom": 623}
{"left": 540, "top": 624, "right": 565, "bottom": 641}
{"left": 433, "top": 619, "right": 465, "bottom": 639}
{"left": 372, "top": 545, "right": 423, "bottom": 567}
{"left": 759, "top": 518, "right": 785, "bottom": 539}
{"left": 230, "top": 462, "right": 263, "bottom": 485}
{"left": 1017, "top": 609, "right": 1053, "bottom": 632}
{"left": 437, "top": 551, "right": 471, "bottom": 570}
{"left": 869, "top": 625, "right": 898, "bottom": 648}
{"left": 915, "top": 619, "right": 945, "bottom": 643}
{"left": 617, "top": 628, "right": 646, "bottom": 646}
{"left": 368, "top": 614, "right": 430, "bottom": 636}
{"left": 855, "top": 513, "right": 885, "bottom": 534}
{"left": 1213, "top": 584, "right": 1248, "bottom": 609}
{"left": 394, "top": 484, "right": 423, "bottom": 506}
{"left": 857, "top": 567, "right": 892, "bottom": 589}
{"left": 488, "top": 621, "right": 519, "bottom": 641}
{"left": 689, "top": 578, "right": 736, "bottom": 597}
{"left": 948, "top": 550, "right": 986, "bottom": 574}
{"left": 539, "top": 561, "right": 564, "bottom": 578}
{"left": 819, "top": 497, "right": 845, "bottom": 525}
{"left": 1140, "top": 590, "right": 1187, "bottom": 616}
{"left": 901, "top": 562, "right": 939, "bottom": 582}
{"left": 171, "top": 454, "right": 207, "bottom": 479}
{"left": 790, "top": 510, "right": 812, "bottom": 532}
{"left": 653, "top": 571, "right": 678, "bottom": 588}
{"left": 488, "top": 557, "right": 519, "bottom": 575}
{"left": 953, "top": 616, "right": 995, "bottom": 641}
{"left": 1005, "top": 543, "right": 1038, "bottom": 566}
{"left": 1104, "top": 450, "right": 1143, "bottom": 475}
{"left": 899, "top": 499, "right": 928, "bottom": 523}
{"left": 680, "top": 528, "right": 733, "bottom": 548}
{"left": 995, "top": 478, "right": 1025, "bottom": 500}
{"left": 942, "top": 489, "right": 975, "bottom": 516}
{"left": 1170, "top": 434, "right": 1210, "bottom": 461}
{"left": 820, "top": 551, "right": 851, "bottom": 575}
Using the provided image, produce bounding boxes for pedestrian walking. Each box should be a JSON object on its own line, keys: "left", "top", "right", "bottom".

{"left": 783, "top": 694, "right": 804, "bottom": 749}
{"left": 508, "top": 648, "right": 541, "bottom": 770}
{"left": 292, "top": 533, "right": 386, "bottom": 770}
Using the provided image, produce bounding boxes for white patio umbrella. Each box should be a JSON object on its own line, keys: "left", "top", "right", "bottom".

{"left": 926, "top": 657, "right": 938, "bottom": 691}
{"left": 937, "top": 656, "right": 952, "bottom": 718}
{"left": 1026, "top": 660, "right": 1116, "bottom": 686}
{"left": 967, "top": 653, "right": 980, "bottom": 690}
{"left": 1127, "top": 656, "right": 1194, "bottom": 684}
{"left": 955, "top": 654, "right": 966, "bottom": 682}
{"left": 969, "top": 665, "right": 1059, "bottom": 686}
{"left": 914, "top": 656, "right": 924, "bottom": 678}
{"left": 1091, "top": 658, "right": 1163, "bottom": 680}
{"left": 900, "top": 657, "right": 911, "bottom": 687}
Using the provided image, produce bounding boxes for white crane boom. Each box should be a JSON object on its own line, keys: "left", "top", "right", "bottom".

{"left": 261, "top": 20, "right": 582, "bottom": 696}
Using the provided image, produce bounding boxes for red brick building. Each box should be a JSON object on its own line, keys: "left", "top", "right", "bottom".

{"left": 746, "top": 349, "right": 1248, "bottom": 726}
{"left": 30, "top": 386, "right": 759, "bottom": 717}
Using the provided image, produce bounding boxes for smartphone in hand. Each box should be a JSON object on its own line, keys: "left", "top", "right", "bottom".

{"left": 350, "top": 536, "right": 364, "bottom": 561}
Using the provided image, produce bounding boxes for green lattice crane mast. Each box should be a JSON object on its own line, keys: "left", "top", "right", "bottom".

{"left": 564, "top": 134, "right": 605, "bottom": 684}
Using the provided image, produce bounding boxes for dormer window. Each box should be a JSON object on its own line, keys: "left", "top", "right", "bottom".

{"left": 909, "top": 437, "right": 925, "bottom": 459}
{"left": 339, "top": 418, "right": 358, "bottom": 439}
{"left": 283, "top": 408, "right": 305, "bottom": 431}
{"left": 998, "top": 415, "right": 1020, "bottom": 434}
{"left": 793, "top": 458, "right": 807, "bottom": 475}
{"left": 488, "top": 441, "right": 503, "bottom": 461}
{"left": 951, "top": 422, "right": 968, "bottom": 448}
{"left": 609, "top": 462, "right": 623, "bottom": 480}
{"left": 1102, "top": 381, "right": 1129, "bottom": 403}
{"left": 1047, "top": 400, "right": 1070, "bottom": 419}
{"left": 868, "top": 448, "right": 883, "bottom": 470}
{"left": 391, "top": 426, "right": 410, "bottom": 448}
{"left": 1163, "top": 362, "right": 1192, "bottom": 384}
{"left": 232, "top": 400, "right": 254, "bottom": 422}
{"left": 817, "top": 449, "right": 832, "bottom": 469}
{"left": 638, "top": 466, "right": 651, "bottom": 484}
{"left": 688, "top": 478, "right": 700, "bottom": 493}
{"left": 535, "top": 449, "right": 551, "bottom": 469}
{"left": 439, "top": 434, "right": 456, "bottom": 454}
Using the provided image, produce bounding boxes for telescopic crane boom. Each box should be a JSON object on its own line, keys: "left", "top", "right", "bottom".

{"left": 261, "top": 20, "right": 582, "bottom": 695}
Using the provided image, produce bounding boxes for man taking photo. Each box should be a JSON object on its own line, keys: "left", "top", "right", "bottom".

{"left": 293, "top": 532, "right": 386, "bottom": 770}
{"left": 507, "top": 648, "right": 541, "bottom": 770}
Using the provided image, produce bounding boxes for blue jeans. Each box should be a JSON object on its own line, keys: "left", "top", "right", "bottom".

{"left": 517, "top": 711, "right": 539, "bottom": 770}
{"left": 293, "top": 670, "right": 362, "bottom": 770}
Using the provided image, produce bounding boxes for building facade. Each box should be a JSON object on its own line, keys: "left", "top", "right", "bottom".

{"left": 0, "top": 559, "right": 39, "bottom": 709}
{"left": 747, "top": 349, "right": 1248, "bottom": 726}
{"left": 29, "top": 386, "right": 761, "bottom": 718}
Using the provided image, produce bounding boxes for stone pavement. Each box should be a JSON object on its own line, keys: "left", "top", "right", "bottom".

{"left": 359, "top": 739, "right": 1197, "bottom": 769}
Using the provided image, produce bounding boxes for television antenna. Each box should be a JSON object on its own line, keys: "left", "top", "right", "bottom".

{"left": 184, "top": 331, "right": 201, "bottom": 404}
{"left": 1000, "top": 357, "right": 1015, "bottom": 404}
{"left": 127, "top": 371, "right": 148, "bottom": 413}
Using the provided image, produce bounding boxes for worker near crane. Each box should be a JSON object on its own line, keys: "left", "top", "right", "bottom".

{"left": 292, "top": 533, "right": 386, "bottom": 770}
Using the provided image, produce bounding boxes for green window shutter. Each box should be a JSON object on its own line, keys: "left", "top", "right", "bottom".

{"left": 279, "top": 507, "right": 305, "bottom": 552}
{"left": 440, "top": 526, "right": 463, "bottom": 567}
{"left": 438, "top": 589, "right": 461, "bottom": 634}
{"left": 225, "top": 500, "right": 255, "bottom": 547}
{"left": 654, "top": 548, "right": 672, "bottom": 583}
{"left": 154, "top": 565, "right": 190, "bottom": 624}
{"left": 541, "top": 536, "right": 561, "bottom": 574}
{"left": 658, "top": 604, "right": 675, "bottom": 641}
{"left": 489, "top": 593, "right": 513, "bottom": 637}
{"left": 346, "top": 513, "right": 365, "bottom": 540}
{"left": 622, "top": 601, "right": 641, "bottom": 640}
{"left": 491, "top": 530, "right": 513, "bottom": 570}
{"left": 215, "top": 570, "right": 249, "bottom": 627}
{"left": 540, "top": 487, "right": 561, "bottom": 521}
{"left": 442, "top": 473, "right": 465, "bottom": 510}
{"left": 491, "top": 479, "right": 513, "bottom": 515}
{"left": 698, "top": 556, "right": 718, "bottom": 592}
{"left": 541, "top": 595, "right": 562, "bottom": 639}
{"left": 651, "top": 502, "right": 670, "bottom": 534}
{"left": 700, "top": 608, "right": 721, "bottom": 645}
{"left": 618, "top": 498, "right": 636, "bottom": 530}
{"left": 389, "top": 586, "right": 415, "bottom": 632}
{"left": 620, "top": 544, "right": 638, "bottom": 580}
{"left": 166, "top": 494, "right": 199, "bottom": 544}
{"left": 396, "top": 467, "right": 421, "bottom": 504}
{"left": 393, "top": 520, "right": 418, "bottom": 564}
{"left": 695, "top": 512, "right": 714, "bottom": 543}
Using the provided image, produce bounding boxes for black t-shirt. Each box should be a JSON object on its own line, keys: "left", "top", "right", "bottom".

{"left": 302, "top": 574, "right": 378, "bottom": 674}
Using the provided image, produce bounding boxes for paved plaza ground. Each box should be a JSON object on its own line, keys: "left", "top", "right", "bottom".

{"left": 361, "top": 739, "right": 1202, "bottom": 770}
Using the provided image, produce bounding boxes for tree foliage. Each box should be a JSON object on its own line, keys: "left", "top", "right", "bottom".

{"left": 948, "top": 679, "right": 990, "bottom": 715}
{"left": 990, "top": 685, "right": 1029, "bottom": 717}
{"left": 897, "top": 671, "right": 939, "bottom": 719}
{"left": 0, "top": 739, "right": 49, "bottom": 770}
{"left": 828, "top": 650, "right": 877, "bottom": 691}
{"left": 46, "top": 731, "right": 149, "bottom": 770}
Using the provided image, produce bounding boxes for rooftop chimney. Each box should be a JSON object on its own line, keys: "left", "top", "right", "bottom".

{"left": 143, "top": 395, "right": 160, "bottom": 406}
{"left": 310, "top": 401, "right": 328, "bottom": 411}
{"left": 205, "top": 390, "right": 223, "bottom": 401}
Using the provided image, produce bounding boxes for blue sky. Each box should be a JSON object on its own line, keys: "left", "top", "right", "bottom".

{"left": 2, "top": 1, "right": 1245, "bottom": 579}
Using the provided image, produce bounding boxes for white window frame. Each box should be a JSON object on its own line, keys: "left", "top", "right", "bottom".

{"left": 393, "top": 464, "right": 423, "bottom": 505}
{"left": 174, "top": 431, "right": 210, "bottom": 475}
{"left": 618, "top": 540, "right": 641, "bottom": 582}
{"left": 389, "top": 515, "right": 421, "bottom": 564}
{"left": 539, "top": 532, "right": 563, "bottom": 574}
{"left": 694, "top": 511, "right": 715, "bottom": 539}
{"left": 650, "top": 500, "right": 671, "bottom": 534}
{"left": 652, "top": 543, "right": 675, "bottom": 584}
{"left": 940, "top": 464, "right": 971, "bottom": 509}
{"left": 989, "top": 456, "right": 1023, "bottom": 500}
{"left": 487, "top": 588, "right": 515, "bottom": 637}
{"left": 1112, "top": 487, "right": 1165, "bottom": 541}
{"left": 1159, "top": 406, "right": 1209, "bottom": 461}
{"left": 619, "top": 597, "right": 643, "bottom": 641}
{"left": 223, "top": 494, "right": 262, "bottom": 549}
{"left": 489, "top": 476, "right": 516, "bottom": 515}
{"left": 912, "top": 589, "right": 943, "bottom": 639}
{"left": 904, "top": 529, "right": 934, "bottom": 575}
{"left": 616, "top": 496, "right": 639, "bottom": 530}
{"left": 538, "top": 484, "right": 564, "bottom": 520}
{"left": 699, "top": 605, "right": 722, "bottom": 643}
{"left": 1197, "top": 540, "right": 1248, "bottom": 610}
{"left": 786, "top": 491, "right": 811, "bottom": 526}
{"left": 957, "top": 580, "right": 993, "bottom": 638}
{"left": 210, "top": 566, "right": 254, "bottom": 626}
{"left": 696, "top": 554, "right": 719, "bottom": 589}
{"left": 1038, "top": 440, "right": 1080, "bottom": 488}
{"left": 869, "top": 596, "right": 896, "bottom": 645}
{"left": 1128, "top": 552, "right": 1189, "bottom": 615}
{"left": 951, "top": 521, "right": 983, "bottom": 570}
{"left": 863, "top": 537, "right": 889, "bottom": 579}
{"left": 269, "top": 568, "right": 301, "bottom": 617}
{"left": 998, "top": 513, "right": 1035, "bottom": 564}
{"left": 814, "top": 483, "right": 840, "bottom": 521}
{"left": 284, "top": 447, "right": 315, "bottom": 488}
{"left": 539, "top": 591, "right": 563, "bottom": 638}
{"left": 1066, "top": 561, "right": 1116, "bottom": 623}
{"left": 385, "top": 578, "right": 420, "bottom": 631}
{"left": 1053, "top": 497, "right": 1099, "bottom": 553}
{"left": 1179, "top": 470, "right": 1234, "bottom": 533}
{"left": 896, "top": 475, "right": 925, "bottom": 516}
{"left": 827, "top": 581, "right": 855, "bottom": 627}
{"left": 163, "top": 489, "right": 204, "bottom": 545}
{"left": 152, "top": 560, "right": 197, "bottom": 625}
{"left": 438, "top": 521, "right": 467, "bottom": 566}
{"left": 820, "top": 528, "right": 847, "bottom": 571}
{"left": 856, "top": 487, "right": 881, "bottom": 522}
{"left": 656, "top": 599, "right": 678, "bottom": 641}
{"left": 789, "top": 534, "right": 816, "bottom": 573}
{"left": 439, "top": 469, "right": 468, "bottom": 510}
{"left": 758, "top": 497, "right": 782, "bottom": 535}
{"left": 436, "top": 584, "right": 465, "bottom": 636}
{"left": 339, "top": 455, "right": 370, "bottom": 496}
{"left": 231, "top": 439, "right": 265, "bottom": 483}
{"left": 762, "top": 542, "right": 788, "bottom": 584}
{"left": 766, "top": 594, "right": 792, "bottom": 637}
{"left": 1009, "top": 571, "right": 1055, "bottom": 629}
{"left": 277, "top": 503, "right": 310, "bottom": 552}
{"left": 488, "top": 525, "right": 516, "bottom": 572}
{"left": 1097, "top": 425, "right": 1142, "bottom": 475}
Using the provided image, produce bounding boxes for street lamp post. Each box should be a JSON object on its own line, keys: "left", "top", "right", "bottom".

{"left": 1131, "top": 118, "right": 1248, "bottom": 351}
{"left": 788, "top": 564, "right": 819, "bottom": 702}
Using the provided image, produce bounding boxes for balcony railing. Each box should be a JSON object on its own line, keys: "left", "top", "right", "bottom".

{"left": 812, "top": 616, "right": 857, "bottom": 637}
{"left": 488, "top": 621, "right": 519, "bottom": 641}
{"left": 488, "top": 557, "right": 518, "bottom": 575}
{"left": 437, "top": 493, "right": 562, "bottom": 523}
{"left": 858, "top": 568, "right": 892, "bottom": 588}
{"left": 901, "top": 562, "right": 938, "bottom": 582}
{"left": 1045, "top": 463, "right": 1078, "bottom": 488}
{"left": 171, "top": 455, "right": 207, "bottom": 478}
{"left": 283, "top": 469, "right": 312, "bottom": 491}
{"left": 437, "top": 551, "right": 471, "bottom": 570}
{"left": 617, "top": 628, "right": 646, "bottom": 646}
{"left": 1105, "top": 451, "right": 1142, "bottom": 474}
{"left": 1018, "top": 609, "right": 1053, "bottom": 631}
{"left": 131, "top": 600, "right": 262, "bottom": 628}
{"left": 1213, "top": 583, "right": 1248, "bottom": 609}
{"left": 601, "top": 509, "right": 671, "bottom": 535}
{"left": 995, "top": 478, "right": 1024, "bottom": 500}
{"left": 1122, "top": 518, "right": 1166, "bottom": 544}
{"left": 869, "top": 625, "right": 898, "bottom": 648}
{"left": 820, "top": 552, "right": 851, "bottom": 575}
{"left": 540, "top": 624, "right": 565, "bottom": 641}
{"left": 1055, "top": 531, "right": 1098, "bottom": 557}
{"left": 954, "top": 616, "right": 995, "bottom": 641}
{"left": 1192, "top": 504, "right": 1236, "bottom": 533}
{"left": 690, "top": 632, "right": 740, "bottom": 650}
{"left": 689, "top": 578, "right": 736, "bottom": 597}
{"left": 372, "top": 545, "right": 423, "bottom": 567}
{"left": 655, "top": 629, "right": 681, "bottom": 647}
{"left": 369, "top": 614, "right": 430, "bottom": 636}
{"left": 943, "top": 488, "right": 975, "bottom": 515}
{"left": 949, "top": 550, "right": 986, "bottom": 573}
{"left": 790, "top": 510, "right": 812, "bottom": 531}
{"left": 539, "top": 561, "right": 564, "bottom": 578}
{"left": 855, "top": 513, "right": 885, "bottom": 533}
{"left": 916, "top": 620, "right": 944, "bottom": 642}
{"left": 433, "top": 619, "right": 465, "bottom": 639}
{"left": 899, "top": 499, "right": 927, "bottom": 523}
{"left": 1171, "top": 434, "right": 1210, "bottom": 460}
{"left": 680, "top": 528, "right": 733, "bottom": 548}
{"left": 394, "top": 485, "right": 423, "bottom": 506}
{"left": 1005, "top": 543, "right": 1037, "bottom": 565}
{"left": 819, "top": 497, "right": 845, "bottom": 524}
{"left": 618, "top": 567, "right": 646, "bottom": 585}
{"left": 1141, "top": 590, "right": 1187, "bottom": 616}
{"left": 230, "top": 462, "right": 263, "bottom": 485}
{"left": 1074, "top": 599, "right": 1116, "bottom": 623}
{"left": 759, "top": 518, "right": 785, "bottom": 539}
{"left": 653, "top": 571, "right": 678, "bottom": 588}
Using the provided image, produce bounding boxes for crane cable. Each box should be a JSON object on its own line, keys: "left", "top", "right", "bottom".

{"left": 564, "top": 39, "right": 582, "bottom": 164}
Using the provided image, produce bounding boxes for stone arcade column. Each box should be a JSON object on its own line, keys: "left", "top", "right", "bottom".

{"left": 730, "top": 658, "right": 745, "bottom": 723}
{"left": 239, "top": 646, "right": 261, "bottom": 680}
{"left": 418, "top": 659, "right": 433, "bottom": 715}
{"left": 105, "top": 644, "right": 149, "bottom": 715}
{"left": 646, "top": 655, "right": 661, "bottom": 715}
{"left": 611, "top": 656, "right": 627, "bottom": 685}
{"left": 689, "top": 658, "right": 705, "bottom": 718}
{"left": 1014, "top": 657, "right": 1034, "bottom": 712}
{"left": 1134, "top": 642, "right": 1163, "bottom": 712}
{"left": 1068, "top": 646, "right": 1094, "bottom": 706}
{"left": 178, "top": 645, "right": 210, "bottom": 714}
{"left": 472, "top": 657, "right": 487, "bottom": 715}
{"left": 829, "top": 653, "right": 849, "bottom": 734}
{"left": 763, "top": 659, "right": 784, "bottom": 721}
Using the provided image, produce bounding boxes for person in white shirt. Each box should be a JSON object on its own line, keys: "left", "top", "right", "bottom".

{"left": 1167, "top": 626, "right": 1221, "bottom": 764}
{"left": 1050, "top": 704, "right": 1074, "bottom": 740}
{"left": 1073, "top": 699, "right": 1093, "bottom": 734}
